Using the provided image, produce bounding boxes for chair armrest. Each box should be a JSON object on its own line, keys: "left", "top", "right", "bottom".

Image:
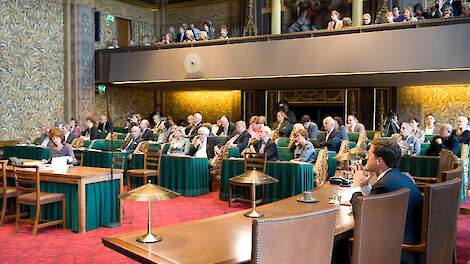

{"left": 402, "top": 243, "right": 427, "bottom": 253}
{"left": 412, "top": 176, "right": 437, "bottom": 183}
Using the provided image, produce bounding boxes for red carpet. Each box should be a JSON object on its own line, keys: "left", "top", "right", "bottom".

{"left": 0, "top": 192, "right": 468, "bottom": 264}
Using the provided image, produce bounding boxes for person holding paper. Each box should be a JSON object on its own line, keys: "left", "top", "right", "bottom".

{"left": 48, "top": 127, "right": 77, "bottom": 164}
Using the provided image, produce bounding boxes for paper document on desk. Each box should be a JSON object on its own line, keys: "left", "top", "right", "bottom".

{"left": 51, "top": 156, "right": 69, "bottom": 173}
{"left": 23, "top": 161, "right": 42, "bottom": 166}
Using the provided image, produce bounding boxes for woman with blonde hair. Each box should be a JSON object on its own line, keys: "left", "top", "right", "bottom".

{"left": 167, "top": 127, "right": 191, "bottom": 155}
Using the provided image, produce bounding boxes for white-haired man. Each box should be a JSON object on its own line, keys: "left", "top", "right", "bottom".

{"left": 140, "top": 119, "right": 152, "bottom": 141}
{"left": 216, "top": 116, "right": 236, "bottom": 136}
{"left": 188, "top": 112, "right": 203, "bottom": 138}
{"left": 426, "top": 123, "right": 460, "bottom": 156}
{"left": 245, "top": 126, "right": 278, "bottom": 161}
{"left": 315, "top": 116, "right": 342, "bottom": 152}
{"left": 215, "top": 121, "right": 251, "bottom": 155}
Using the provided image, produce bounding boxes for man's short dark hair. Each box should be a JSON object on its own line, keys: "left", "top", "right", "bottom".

{"left": 300, "top": 115, "right": 311, "bottom": 123}
{"left": 370, "top": 138, "right": 401, "bottom": 168}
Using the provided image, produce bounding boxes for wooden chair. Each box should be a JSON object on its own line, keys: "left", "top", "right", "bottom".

{"left": 251, "top": 207, "right": 338, "bottom": 264}
{"left": 74, "top": 150, "right": 84, "bottom": 166}
{"left": 126, "top": 145, "right": 162, "bottom": 190}
{"left": 0, "top": 160, "right": 16, "bottom": 225}
{"left": 336, "top": 140, "right": 349, "bottom": 170}
{"left": 350, "top": 132, "right": 367, "bottom": 154}
{"left": 229, "top": 153, "right": 267, "bottom": 207}
{"left": 402, "top": 178, "right": 461, "bottom": 264}
{"left": 14, "top": 164, "right": 66, "bottom": 235}
{"left": 71, "top": 138, "right": 84, "bottom": 149}
{"left": 105, "top": 132, "right": 119, "bottom": 140}
{"left": 413, "top": 149, "right": 457, "bottom": 185}
{"left": 351, "top": 188, "right": 410, "bottom": 264}
{"left": 314, "top": 148, "right": 328, "bottom": 187}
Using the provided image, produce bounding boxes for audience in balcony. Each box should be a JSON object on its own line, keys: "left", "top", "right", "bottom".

{"left": 158, "top": 33, "right": 172, "bottom": 45}
{"left": 409, "top": 117, "right": 425, "bottom": 142}
{"left": 347, "top": 114, "right": 366, "bottom": 133}
{"left": 424, "top": 113, "right": 439, "bottom": 135}
{"left": 343, "top": 17, "right": 353, "bottom": 28}
{"left": 220, "top": 26, "right": 229, "bottom": 39}
{"left": 386, "top": 11, "right": 395, "bottom": 23}
{"left": 301, "top": 115, "right": 318, "bottom": 140}
{"left": 190, "top": 23, "right": 201, "bottom": 40}
{"left": 362, "top": 13, "right": 372, "bottom": 25}
{"left": 403, "top": 7, "right": 418, "bottom": 22}
{"left": 452, "top": 115, "right": 470, "bottom": 144}
{"left": 426, "top": 123, "right": 460, "bottom": 155}
{"left": 203, "top": 22, "right": 214, "bottom": 39}
{"left": 199, "top": 31, "right": 209, "bottom": 41}
{"left": 442, "top": 5, "right": 453, "bottom": 18}
{"left": 184, "top": 30, "right": 196, "bottom": 42}
{"left": 327, "top": 10, "right": 343, "bottom": 30}
{"left": 316, "top": 116, "right": 342, "bottom": 152}
{"left": 413, "top": 3, "right": 428, "bottom": 20}
{"left": 393, "top": 6, "right": 406, "bottom": 22}
{"left": 176, "top": 26, "right": 186, "bottom": 42}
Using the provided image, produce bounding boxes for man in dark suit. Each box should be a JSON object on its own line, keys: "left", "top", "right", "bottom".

{"left": 81, "top": 117, "right": 100, "bottom": 140}
{"left": 350, "top": 138, "right": 423, "bottom": 264}
{"left": 97, "top": 115, "right": 113, "bottom": 134}
{"left": 121, "top": 126, "right": 142, "bottom": 153}
{"left": 426, "top": 123, "right": 460, "bottom": 156}
{"left": 139, "top": 119, "right": 153, "bottom": 141}
{"left": 148, "top": 105, "right": 164, "bottom": 127}
{"left": 216, "top": 116, "right": 236, "bottom": 136}
{"left": 188, "top": 112, "right": 203, "bottom": 139}
{"left": 251, "top": 126, "right": 278, "bottom": 161}
{"left": 316, "top": 116, "right": 342, "bottom": 152}
{"left": 63, "top": 127, "right": 75, "bottom": 144}
{"left": 214, "top": 121, "right": 251, "bottom": 155}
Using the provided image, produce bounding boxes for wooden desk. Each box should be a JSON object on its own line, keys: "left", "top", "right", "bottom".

{"left": 102, "top": 183, "right": 354, "bottom": 264}
{"left": 6, "top": 165, "right": 123, "bottom": 233}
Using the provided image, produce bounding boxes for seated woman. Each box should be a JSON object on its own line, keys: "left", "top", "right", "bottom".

{"left": 288, "top": 123, "right": 306, "bottom": 150}
{"left": 248, "top": 116, "right": 263, "bottom": 138}
{"left": 346, "top": 115, "right": 366, "bottom": 133}
{"left": 327, "top": 10, "right": 343, "bottom": 30}
{"left": 292, "top": 129, "right": 316, "bottom": 163}
{"left": 167, "top": 127, "right": 190, "bottom": 156}
{"left": 451, "top": 116, "right": 470, "bottom": 144}
{"left": 193, "top": 127, "right": 211, "bottom": 158}
{"left": 273, "top": 111, "right": 293, "bottom": 139}
{"left": 334, "top": 116, "right": 348, "bottom": 141}
{"left": 49, "top": 127, "right": 77, "bottom": 164}
{"left": 409, "top": 117, "right": 425, "bottom": 142}
{"left": 81, "top": 117, "right": 100, "bottom": 140}
{"left": 156, "top": 121, "right": 171, "bottom": 144}
{"left": 300, "top": 115, "right": 318, "bottom": 140}
{"left": 395, "top": 122, "right": 421, "bottom": 155}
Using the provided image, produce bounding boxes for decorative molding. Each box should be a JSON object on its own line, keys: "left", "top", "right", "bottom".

{"left": 347, "top": 88, "right": 360, "bottom": 116}
{"left": 280, "top": 89, "right": 345, "bottom": 104}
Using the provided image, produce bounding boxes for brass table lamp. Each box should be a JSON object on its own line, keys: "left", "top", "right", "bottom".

{"left": 119, "top": 182, "right": 180, "bottom": 243}
{"left": 229, "top": 170, "right": 279, "bottom": 218}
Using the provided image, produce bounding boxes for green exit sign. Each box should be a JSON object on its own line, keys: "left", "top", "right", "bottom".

{"left": 97, "top": 84, "right": 106, "bottom": 93}
{"left": 106, "top": 15, "right": 114, "bottom": 23}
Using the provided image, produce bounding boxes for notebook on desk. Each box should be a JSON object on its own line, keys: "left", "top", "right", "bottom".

{"left": 51, "top": 156, "right": 69, "bottom": 173}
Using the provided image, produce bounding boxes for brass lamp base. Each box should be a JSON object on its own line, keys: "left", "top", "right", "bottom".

{"left": 136, "top": 232, "right": 162, "bottom": 243}
{"left": 244, "top": 209, "right": 264, "bottom": 218}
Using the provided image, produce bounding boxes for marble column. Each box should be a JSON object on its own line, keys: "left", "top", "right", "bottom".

{"left": 352, "top": 0, "right": 363, "bottom": 26}
{"left": 271, "top": 0, "right": 281, "bottom": 34}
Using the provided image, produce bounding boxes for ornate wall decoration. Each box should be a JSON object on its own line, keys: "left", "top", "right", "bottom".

{"left": 94, "top": 86, "right": 156, "bottom": 127}
{"left": 347, "top": 89, "right": 360, "bottom": 116}
{"left": 163, "top": 90, "right": 241, "bottom": 124}
{"left": 397, "top": 84, "right": 470, "bottom": 126}
{"left": 243, "top": 91, "right": 256, "bottom": 120}
{"left": 94, "top": 0, "right": 154, "bottom": 49}
{"left": 266, "top": 90, "right": 280, "bottom": 125}
{"left": 0, "top": 0, "right": 64, "bottom": 141}
{"left": 280, "top": 89, "right": 345, "bottom": 104}
{"left": 375, "top": 88, "right": 390, "bottom": 130}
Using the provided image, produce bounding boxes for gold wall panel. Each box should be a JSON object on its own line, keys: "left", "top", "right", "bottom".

{"left": 0, "top": 0, "right": 64, "bottom": 141}
{"left": 94, "top": 86, "right": 155, "bottom": 126}
{"left": 397, "top": 84, "right": 470, "bottom": 126}
{"left": 163, "top": 90, "right": 241, "bottom": 124}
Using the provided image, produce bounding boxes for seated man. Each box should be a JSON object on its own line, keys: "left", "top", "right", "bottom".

{"left": 301, "top": 115, "right": 318, "bottom": 140}
{"left": 214, "top": 121, "right": 251, "bottom": 156}
{"left": 216, "top": 116, "right": 236, "bottom": 136}
{"left": 98, "top": 115, "right": 113, "bottom": 134}
{"left": 244, "top": 126, "right": 278, "bottom": 161}
{"left": 423, "top": 113, "right": 439, "bottom": 135}
{"left": 316, "top": 116, "right": 342, "bottom": 152}
{"left": 121, "top": 126, "right": 142, "bottom": 153}
{"left": 81, "top": 117, "right": 100, "bottom": 140}
{"left": 193, "top": 126, "right": 211, "bottom": 158}
{"left": 62, "top": 126, "right": 75, "bottom": 144}
{"left": 426, "top": 123, "right": 460, "bottom": 156}
{"left": 273, "top": 111, "right": 293, "bottom": 138}
{"left": 188, "top": 112, "right": 203, "bottom": 139}
{"left": 292, "top": 129, "right": 316, "bottom": 163}
{"left": 396, "top": 122, "right": 421, "bottom": 155}
{"left": 33, "top": 126, "right": 50, "bottom": 147}
{"left": 139, "top": 119, "right": 153, "bottom": 141}
{"left": 350, "top": 139, "right": 423, "bottom": 264}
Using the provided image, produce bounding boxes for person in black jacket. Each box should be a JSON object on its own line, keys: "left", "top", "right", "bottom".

{"left": 426, "top": 123, "right": 460, "bottom": 156}
{"left": 316, "top": 116, "right": 342, "bottom": 152}
{"left": 245, "top": 126, "right": 278, "bottom": 161}
{"left": 273, "top": 111, "right": 293, "bottom": 138}
{"left": 139, "top": 119, "right": 153, "bottom": 141}
{"left": 350, "top": 138, "right": 423, "bottom": 264}
{"left": 214, "top": 121, "right": 251, "bottom": 155}
{"left": 451, "top": 116, "right": 470, "bottom": 144}
{"left": 97, "top": 115, "right": 113, "bottom": 134}
{"left": 81, "top": 117, "right": 100, "bottom": 140}
{"left": 216, "top": 116, "right": 236, "bottom": 136}
{"left": 121, "top": 126, "right": 142, "bottom": 153}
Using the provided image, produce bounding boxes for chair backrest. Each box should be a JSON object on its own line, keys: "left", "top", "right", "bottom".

{"left": 13, "top": 164, "right": 40, "bottom": 197}
{"left": 355, "top": 132, "right": 367, "bottom": 151}
{"left": 314, "top": 148, "right": 328, "bottom": 186}
{"left": 111, "top": 152, "right": 126, "bottom": 170}
{"left": 441, "top": 166, "right": 462, "bottom": 182}
{"left": 134, "top": 141, "right": 149, "bottom": 154}
{"left": 421, "top": 178, "right": 461, "bottom": 264}
{"left": 71, "top": 138, "right": 84, "bottom": 148}
{"left": 144, "top": 145, "right": 162, "bottom": 171}
{"left": 437, "top": 149, "right": 457, "bottom": 181}
{"left": 0, "top": 160, "right": 7, "bottom": 192}
{"left": 105, "top": 132, "right": 118, "bottom": 140}
{"left": 337, "top": 140, "right": 349, "bottom": 156}
{"left": 352, "top": 188, "right": 410, "bottom": 264}
{"left": 243, "top": 153, "right": 267, "bottom": 172}
{"left": 74, "top": 151, "right": 84, "bottom": 166}
{"left": 251, "top": 207, "right": 338, "bottom": 264}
